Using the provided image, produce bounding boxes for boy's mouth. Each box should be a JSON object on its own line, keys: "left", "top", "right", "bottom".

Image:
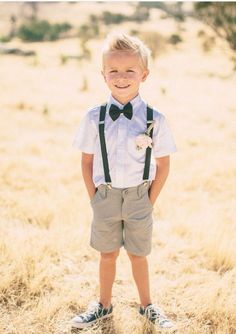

{"left": 115, "top": 85, "right": 130, "bottom": 89}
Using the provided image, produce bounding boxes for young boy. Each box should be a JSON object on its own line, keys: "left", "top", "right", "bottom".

{"left": 71, "top": 33, "right": 177, "bottom": 331}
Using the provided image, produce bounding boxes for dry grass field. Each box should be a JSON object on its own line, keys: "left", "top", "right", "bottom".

{"left": 0, "top": 2, "right": 236, "bottom": 334}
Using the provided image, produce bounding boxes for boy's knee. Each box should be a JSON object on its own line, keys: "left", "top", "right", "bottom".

{"left": 100, "top": 249, "right": 120, "bottom": 261}
{"left": 127, "top": 252, "right": 146, "bottom": 262}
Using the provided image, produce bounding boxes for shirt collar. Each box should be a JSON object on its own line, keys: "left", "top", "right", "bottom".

{"left": 107, "top": 94, "right": 143, "bottom": 112}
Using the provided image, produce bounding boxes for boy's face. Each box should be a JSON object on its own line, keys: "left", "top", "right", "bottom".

{"left": 102, "top": 51, "right": 149, "bottom": 105}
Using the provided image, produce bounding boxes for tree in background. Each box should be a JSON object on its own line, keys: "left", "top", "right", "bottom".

{"left": 194, "top": 2, "right": 236, "bottom": 50}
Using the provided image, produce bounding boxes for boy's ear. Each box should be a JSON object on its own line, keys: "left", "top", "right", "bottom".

{"left": 142, "top": 69, "right": 149, "bottom": 82}
{"left": 101, "top": 70, "right": 106, "bottom": 82}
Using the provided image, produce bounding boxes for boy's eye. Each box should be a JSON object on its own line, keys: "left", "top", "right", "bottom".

{"left": 110, "top": 70, "right": 117, "bottom": 73}
{"left": 127, "top": 70, "right": 134, "bottom": 73}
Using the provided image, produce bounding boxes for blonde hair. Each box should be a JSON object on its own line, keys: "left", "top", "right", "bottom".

{"left": 102, "top": 33, "right": 151, "bottom": 69}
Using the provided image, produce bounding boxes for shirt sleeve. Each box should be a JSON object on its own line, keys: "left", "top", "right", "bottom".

{"left": 72, "top": 111, "right": 98, "bottom": 154}
{"left": 152, "top": 114, "right": 177, "bottom": 158}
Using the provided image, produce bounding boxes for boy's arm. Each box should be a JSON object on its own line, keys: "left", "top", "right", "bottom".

{"left": 81, "top": 152, "right": 96, "bottom": 200}
{"left": 148, "top": 156, "right": 170, "bottom": 205}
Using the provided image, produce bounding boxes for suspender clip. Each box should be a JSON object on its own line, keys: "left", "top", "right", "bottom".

{"left": 106, "top": 183, "right": 112, "bottom": 189}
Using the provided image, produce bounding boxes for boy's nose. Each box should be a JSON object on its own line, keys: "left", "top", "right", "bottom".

{"left": 117, "top": 73, "right": 128, "bottom": 80}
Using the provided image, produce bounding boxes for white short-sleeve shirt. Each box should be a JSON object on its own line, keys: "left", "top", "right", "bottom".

{"left": 73, "top": 94, "right": 177, "bottom": 188}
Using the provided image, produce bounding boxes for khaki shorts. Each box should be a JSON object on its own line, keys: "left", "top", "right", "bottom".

{"left": 90, "top": 181, "right": 153, "bottom": 256}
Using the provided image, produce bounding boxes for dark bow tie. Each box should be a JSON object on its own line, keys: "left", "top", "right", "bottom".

{"left": 109, "top": 102, "right": 133, "bottom": 121}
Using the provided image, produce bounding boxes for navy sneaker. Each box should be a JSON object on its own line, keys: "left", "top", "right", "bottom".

{"left": 71, "top": 301, "right": 113, "bottom": 329}
{"left": 139, "top": 303, "right": 177, "bottom": 332}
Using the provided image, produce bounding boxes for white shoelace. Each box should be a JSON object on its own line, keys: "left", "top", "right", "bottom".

{"left": 79, "top": 301, "right": 101, "bottom": 321}
{"left": 145, "top": 305, "right": 171, "bottom": 325}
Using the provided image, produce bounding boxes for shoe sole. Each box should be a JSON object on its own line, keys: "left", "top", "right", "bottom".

{"left": 140, "top": 313, "right": 178, "bottom": 333}
{"left": 71, "top": 312, "right": 113, "bottom": 329}
{"left": 151, "top": 322, "right": 178, "bottom": 333}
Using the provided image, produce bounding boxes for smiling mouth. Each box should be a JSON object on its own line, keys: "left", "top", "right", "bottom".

{"left": 115, "top": 85, "right": 130, "bottom": 89}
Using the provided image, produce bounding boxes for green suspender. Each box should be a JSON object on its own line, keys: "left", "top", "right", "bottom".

{"left": 99, "top": 104, "right": 112, "bottom": 184}
{"left": 143, "top": 105, "right": 154, "bottom": 181}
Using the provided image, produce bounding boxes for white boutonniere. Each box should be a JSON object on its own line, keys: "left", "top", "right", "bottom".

{"left": 135, "top": 121, "right": 155, "bottom": 150}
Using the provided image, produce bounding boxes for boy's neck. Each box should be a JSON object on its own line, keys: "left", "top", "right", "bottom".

{"left": 111, "top": 93, "right": 140, "bottom": 106}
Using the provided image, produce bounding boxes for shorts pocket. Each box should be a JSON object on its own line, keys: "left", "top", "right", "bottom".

{"left": 90, "top": 186, "right": 107, "bottom": 206}
{"left": 145, "top": 191, "right": 154, "bottom": 209}
{"left": 90, "top": 188, "right": 99, "bottom": 205}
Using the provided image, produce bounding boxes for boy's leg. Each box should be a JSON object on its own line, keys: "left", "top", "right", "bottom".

{"left": 70, "top": 250, "right": 118, "bottom": 329}
{"left": 99, "top": 249, "right": 120, "bottom": 308}
{"left": 127, "top": 252, "right": 151, "bottom": 307}
{"left": 127, "top": 252, "right": 176, "bottom": 330}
